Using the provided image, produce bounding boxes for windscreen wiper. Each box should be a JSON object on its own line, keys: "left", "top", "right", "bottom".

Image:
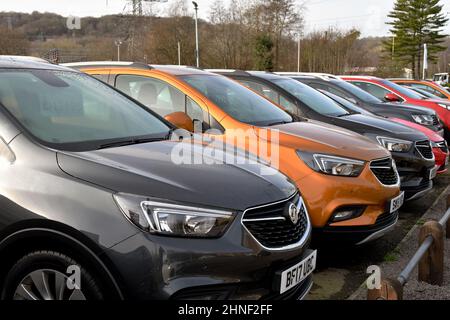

{"left": 97, "top": 136, "right": 169, "bottom": 150}
{"left": 267, "top": 120, "right": 291, "bottom": 127}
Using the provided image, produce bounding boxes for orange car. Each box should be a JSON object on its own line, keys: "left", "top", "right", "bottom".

{"left": 66, "top": 62, "right": 403, "bottom": 245}
{"left": 390, "top": 79, "right": 450, "bottom": 100}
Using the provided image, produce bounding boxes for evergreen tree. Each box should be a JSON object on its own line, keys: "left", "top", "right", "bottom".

{"left": 254, "top": 34, "right": 274, "bottom": 71}
{"left": 383, "top": 0, "right": 448, "bottom": 79}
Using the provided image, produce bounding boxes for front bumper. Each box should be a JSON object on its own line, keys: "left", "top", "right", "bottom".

{"left": 433, "top": 147, "right": 449, "bottom": 173}
{"left": 105, "top": 204, "right": 312, "bottom": 300}
{"left": 314, "top": 210, "right": 399, "bottom": 245}
{"left": 393, "top": 151, "right": 435, "bottom": 200}
{"left": 296, "top": 164, "right": 400, "bottom": 230}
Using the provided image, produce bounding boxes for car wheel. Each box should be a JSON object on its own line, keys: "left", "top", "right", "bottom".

{"left": 1, "top": 250, "right": 104, "bottom": 300}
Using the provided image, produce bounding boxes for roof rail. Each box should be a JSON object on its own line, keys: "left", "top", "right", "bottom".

{"left": 61, "top": 61, "right": 153, "bottom": 70}
{"left": 206, "top": 69, "right": 251, "bottom": 76}
{"left": 275, "top": 72, "right": 341, "bottom": 81}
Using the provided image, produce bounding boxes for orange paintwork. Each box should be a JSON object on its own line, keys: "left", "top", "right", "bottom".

{"left": 80, "top": 66, "right": 400, "bottom": 233}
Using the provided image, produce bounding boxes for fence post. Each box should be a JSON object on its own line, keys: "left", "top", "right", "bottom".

{"left": 418, "top": 221, "right": 444, "bottom": 285}
{"left": 446, "top": 195, "right": 450, "bottom": 239}
{"left": 367, "top": 278, "right": 403, "bottom": 300}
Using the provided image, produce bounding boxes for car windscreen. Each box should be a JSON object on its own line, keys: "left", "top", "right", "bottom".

{"left": 409, "top": 87, "right": 441, "bottom": 99}
{"left": 271, "top": 78, "right": 349, "bottom": 117}
{"left": 380, "top": 79, "right": 424, "bottom": 99}
{"left": 319, "top": 90, "right": 374, "bottom": 115}
{"left": 179, "top": 74, "right": 292, "bottom": 126}
{"left": 331, "top": 80, "right": 382, "bottom": 103}
{"left": 0, "top": 69, "right": 171, "bottom": 151}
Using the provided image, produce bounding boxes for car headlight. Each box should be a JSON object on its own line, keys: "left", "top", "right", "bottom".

{"left": 297, "top": 151, "right": 365, "bottom": 177}
{"left": 377, "top": 136, "right": 412, "bottom": 152}
{"left": 412, "top": 114, "right": 434, "bottom": 126}
{"left": 438, "top": 103, "right": 450, "bottom": 110}
{"left": 114, "top": 193, "right": 235, "bottom": 238}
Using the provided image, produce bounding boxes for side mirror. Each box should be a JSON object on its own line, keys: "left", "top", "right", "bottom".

{"left": 164, "top": 112, "right": 194, "bottom": 132}
{"left": 384, "top": 93, "right": 401, "bottom": 102}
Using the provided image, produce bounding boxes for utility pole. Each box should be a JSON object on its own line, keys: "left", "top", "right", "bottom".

{"left": 297, "top": 32, "right": 302, "bottom": 72}
{"left": 192, "top": 1, "right": 200, "bottom": 68}
{"left": 178, "top": 41, "right": 181, "bottom": 66}
{"left": 423, "top": 43, "right": 428, "bottom": 80}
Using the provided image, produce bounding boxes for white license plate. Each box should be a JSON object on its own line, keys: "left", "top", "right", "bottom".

{"left": 389, "top": 192, "right": 405, "bottom": 213}
{"left": 429, "top": 167, "right": 438, "bottom": 180}
{"left": 279, "top": 250, "right": 317, "bottom": 294}
{"left": 446, "top": 155, "right": 449, "bottom": 166}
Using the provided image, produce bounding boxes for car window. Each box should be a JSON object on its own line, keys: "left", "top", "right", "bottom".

{"left": 239, "top": 79, "right": 280, "bottom": 103}
{"left": 309, "top": 82, "right": 354, "bottom": 101}
{"left": 271, "top": 78, "right": 349, "bottom": 117}
{"left": 330, "top": 80, "right": 382, "bottom": 103}
{"left": 380, "top": 80, "right": 424, "bottom": 99}
{"left": 179, "top": 74, "right": 292, "bottom": 126}
{"left": 409, "top": 83, "right": 447, "bottom": 99}
{"left": 239, "top": 79, "right": 297, "bottom": 114}
{"left": 350, "top": 81, "right": 392, "bottom": 101}
{"left": 116, "top": 75, "right": 186, "bottom": 117}
{"left": 0, "top": 70, "right": 170, "bottom": 151}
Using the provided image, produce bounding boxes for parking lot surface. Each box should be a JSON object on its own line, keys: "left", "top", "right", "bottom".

{"left": 308, "top": 172, "right": 450, "bottom": 300}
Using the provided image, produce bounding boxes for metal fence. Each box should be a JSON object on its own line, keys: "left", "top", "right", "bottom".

{"left": 368, "top": 195, "right": 450, "bottom": 300}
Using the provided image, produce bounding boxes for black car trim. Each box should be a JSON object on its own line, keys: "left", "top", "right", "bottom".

{"left": 0, "top": 227, "right": 125, "bottom": 300}
{"left": 241, "top": 193, "right": 312, "bottom": 251}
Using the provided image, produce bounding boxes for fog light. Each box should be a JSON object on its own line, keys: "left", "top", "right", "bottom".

{"left": 331, "top": 207, "right": 365, "bottom": 222}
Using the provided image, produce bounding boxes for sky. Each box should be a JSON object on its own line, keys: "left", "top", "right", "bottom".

{"left": 1, "top": 0, "right": 450, "bottom": 37}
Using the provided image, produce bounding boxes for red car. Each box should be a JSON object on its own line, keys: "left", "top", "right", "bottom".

{"left": 341, "top": 76, "right": 450, "bottom": 140}
{"left": 390, "top": 118, "right": 449, "bottom": 174}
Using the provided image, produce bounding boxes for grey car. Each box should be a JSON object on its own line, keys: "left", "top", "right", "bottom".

{"left": 0, "top": 57, "right": 314, "bottom": 300}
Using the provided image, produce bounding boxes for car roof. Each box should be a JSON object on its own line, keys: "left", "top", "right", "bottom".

{"left": 340, "top": 75, "right": 380, "bottom": 80}
{"left": 64, "top": 61, "right": 212, "bottom": 76}
{"left": 276, "top": 72, "right": 341, "bottom": 81}
{"left": 0, "top": 55, "right": 75, "bottom": 72}
{"left": 207, "top": 69, "right": 285, "bottom": 80}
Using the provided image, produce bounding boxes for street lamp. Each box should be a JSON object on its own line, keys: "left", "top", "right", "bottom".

{"left": 192, "top": 1, "right": 199, "bottom": 68}
{"left": 115, "top": 40, "right": 123, "bottom": 61}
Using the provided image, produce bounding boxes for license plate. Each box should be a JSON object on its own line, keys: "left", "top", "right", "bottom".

{"left": 446, "top": 155, "right": 449, "bottom": 166}
{"left": 429, "top": 167, "right": 438, "bottom": 180}
{"left": 389, "top": 191, "right": 405, "bottom": 213}
{"left": 279, "top": 250, "right": 317, "bottom": 294}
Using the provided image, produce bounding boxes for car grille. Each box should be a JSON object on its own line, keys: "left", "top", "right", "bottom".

{"left": 370, "top": 158, "right": 398, "bottom": 185}
{"left": 436, "top": 141, "right": 449, "bottom": 153}
{"left": 415, "top": 140, "right": 434, "bottom": 159}
{"left": 431, "top": 115, "right": 440, "bottom": 126}
{"left": 242, "top": 194, "right": 309, "bottom": 249}
{"left": 376, "top": 211, "right": 398, "bottom": 226}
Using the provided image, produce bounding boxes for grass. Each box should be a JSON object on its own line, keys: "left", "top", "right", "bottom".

{"left": 416, "top": 218, "right": 427, "bottom": 226}
{"left": 384, "top": 249, "right": 401, "bottom": 262}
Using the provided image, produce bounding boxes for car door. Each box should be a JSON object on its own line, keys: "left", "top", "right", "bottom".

{"left": 113, "top": 73, "right": 224, "bottom": 134}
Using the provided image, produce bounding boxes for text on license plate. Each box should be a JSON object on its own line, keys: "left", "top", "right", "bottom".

{"left": 390, "top": 191, "right": 405, "bottom": 213}
{"left": 279, "top": 250, "right": 317, "bottom": 294}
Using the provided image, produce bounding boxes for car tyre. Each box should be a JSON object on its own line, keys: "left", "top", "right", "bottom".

{"left": 1, "top": 250, "right": 104, "bottom": 300}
